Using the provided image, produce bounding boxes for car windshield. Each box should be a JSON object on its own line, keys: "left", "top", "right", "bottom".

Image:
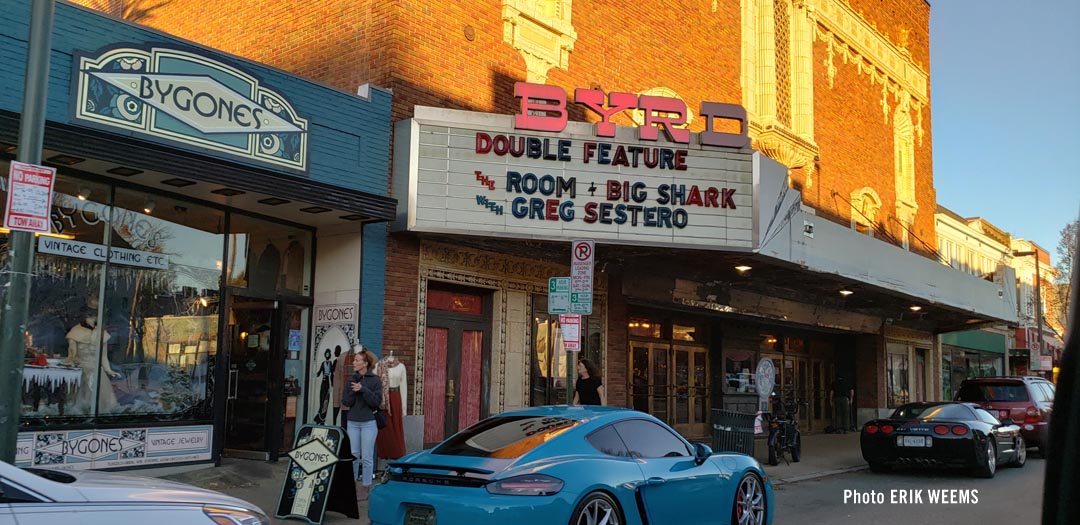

{"left": 433, "top": 415, "right": 580, "bottom": 458}
{"left": 956, "top": 382, "right": 1030, "bottom": 402}
{"left": 891, "top": 404, "right": 973, "bottom": 421}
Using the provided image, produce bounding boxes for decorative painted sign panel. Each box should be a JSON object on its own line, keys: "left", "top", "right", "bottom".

{"left": 16, "top": 425, "right": 212, "bottom": 470}
{"left": 73, "top": 45, "right": 309, "bottom": 172}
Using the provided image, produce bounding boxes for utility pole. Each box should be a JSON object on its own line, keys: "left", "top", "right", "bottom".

{"left": 1014, "top": 249, "right": 1046, "bottom": 377}
{"left": 0, "top": 0, "right": 55, "bottom": 464}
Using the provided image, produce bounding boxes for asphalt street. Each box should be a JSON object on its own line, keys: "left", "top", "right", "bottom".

{"left": 773, "top": 456, "right": 1046, "bottom": 525}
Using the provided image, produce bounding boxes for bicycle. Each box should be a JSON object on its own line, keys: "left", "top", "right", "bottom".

{"left": 765, "top": 402, "right": 803, "bottom": 466}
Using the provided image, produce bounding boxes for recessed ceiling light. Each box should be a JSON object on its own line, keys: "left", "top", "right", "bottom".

{"left": 77, "top": 187, "right": 91, "bottom": 201}
{"left": 143, "top": 200, "right": 156, "bottom": 214}
{"left": 211, "top": 188, "right": 246, "bottom": 197}
{"left": 839, "top": 290, "right": 854, "bottom": 296}
{"left": 258, "top": 197, "right": 290, "bottom": 206}
{"left": 300, "top": 206, "right": 331, "bottom": 214}
{"left": 339, "top": 214, "right": 366, "bottom": 221}
{"left": 106, "top": 166, "right": 143, "bottom": 177}
{"left": 910, "top": 305, "right": 922, "bottom": 312}
{"left": 735, "top": 265, "right": 752, "bottom": 272}
{"left": 161, "top": 178, "right": 196, "bottom": 187}
{"left": 47, "top": 154, "right": 85, "bottom": 165}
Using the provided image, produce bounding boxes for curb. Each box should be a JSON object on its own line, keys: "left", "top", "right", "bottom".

{"left": 771, "top": 465, "right": 869, "bottom": 486}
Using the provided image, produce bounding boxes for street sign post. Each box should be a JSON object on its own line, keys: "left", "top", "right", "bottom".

{"left": 559, "top": 314, "right": 581, "bottom": 352}
{"left": 570, "top": 239, "right": 594, "bottom": 314}
{"left": 547, "top": 277, "right": 571, "bottom": 314}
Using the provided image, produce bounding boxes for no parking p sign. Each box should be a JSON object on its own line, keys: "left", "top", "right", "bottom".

{"left": 570, "top": 239, "right": 594, "bottom": 315}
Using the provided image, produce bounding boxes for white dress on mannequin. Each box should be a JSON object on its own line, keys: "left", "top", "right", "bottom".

{"left": 64, "top": 322, "right": 118, "bottom": 414}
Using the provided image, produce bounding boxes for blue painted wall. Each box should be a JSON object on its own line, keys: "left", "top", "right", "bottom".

{"left": 361, "top": 223, "right": 387, "bottom": 355}
{"left": 0, "top": 0, "right": 391, "bottom": 197}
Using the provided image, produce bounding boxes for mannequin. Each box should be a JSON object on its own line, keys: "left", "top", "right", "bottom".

{"left": 375, "top": 350, "right": 407, "bottom": 459}
{"left": 63, "top": 310, "right": 120, "bottom": 415}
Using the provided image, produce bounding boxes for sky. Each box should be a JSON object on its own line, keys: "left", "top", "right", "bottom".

{"left": 930, "top": 0, "right": 1080, "bottom": 260}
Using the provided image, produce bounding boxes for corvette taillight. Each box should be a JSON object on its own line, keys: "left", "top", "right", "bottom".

{"left": 881, "top": 424, "right": 895, "bottom": 435}
{"left": 951, "top": 425, "right": 968, "bottom": 436}
{"left": 933, "top": 425, "right": 949, "bottom": 435}
{"left": 1025, "top": 407, "right": 1041, "bottom": 424}
{"left": 865, "top": 424, "right": 879, "bottom": 434}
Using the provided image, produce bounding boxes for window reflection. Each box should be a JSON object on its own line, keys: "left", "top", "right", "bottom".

{"left": 227, "top": 214, "right": 311, "bottom": 295}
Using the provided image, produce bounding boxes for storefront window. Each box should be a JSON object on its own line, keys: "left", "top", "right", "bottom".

{"left": 10, "top": 176, "right": 225, "bottom": 424}
{"left": 628, "top": 317, "right": 662, "bottom": 338}
{"left": 886, "top": 344, "right": 910, "bottom": 407}
{"left": 99, "top": 189, "right": 224, "bottom": 419}
{"left": 724, "top": 350, "right": 756, "bottom": 394}
{"left": 530, "top": 295, "right": 567, "bottom": 406}
{"left": 227, "top": 213, "right": 311, "bottom": 295}
{"left": 13, "top": 174, "right": 113, "bottom": 422}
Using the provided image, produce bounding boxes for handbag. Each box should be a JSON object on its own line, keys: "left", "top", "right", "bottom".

{"left": 373, "top": 408, "right": 387, "bottom": 430}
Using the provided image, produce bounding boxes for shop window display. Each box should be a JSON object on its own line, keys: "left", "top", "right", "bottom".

{"left": 227, "top": 213, "right": 311, "bottom": 296}
{"left": 3, "top": 169, "right": 224, "bottom": 425}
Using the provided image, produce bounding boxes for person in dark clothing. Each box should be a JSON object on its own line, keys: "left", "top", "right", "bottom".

{"left": 829, "top": 375, "right": 854, "bottom": 433}
{"left": 342, "top": 349, "right": 383, "bottom": 501}
{"left": 573, "top": 359, "right": 605, "bottom": 406}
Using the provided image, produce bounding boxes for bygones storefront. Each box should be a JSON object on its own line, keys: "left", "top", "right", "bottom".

{"left": 2, "top": 0, "right": 393, "bottom": 470}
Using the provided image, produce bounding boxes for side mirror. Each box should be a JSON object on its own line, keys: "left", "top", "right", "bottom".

{"left": 693, "top": 443, "right": 713, "bottom": 465}
{"left": 1000, "top": 418, "right": 1015, "bottom": 427}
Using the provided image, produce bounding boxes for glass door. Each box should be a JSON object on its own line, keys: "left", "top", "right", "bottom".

{"left": 629, "top": 342, "right": 671, "bottom": 424}
{"left": 280, "top": 304, "right": 309, "bottom": 453}
{"left": 224, "top": 297, "right": 276, "bottom": 459}
{"left": 673, "top": 345, "right": 709, "bottom": 438}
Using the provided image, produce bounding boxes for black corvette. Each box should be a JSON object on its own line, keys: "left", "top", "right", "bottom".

{"left": 861, "top": 402, "right": 1026, "bottom": 478}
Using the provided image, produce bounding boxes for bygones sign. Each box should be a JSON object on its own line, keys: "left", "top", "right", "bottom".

{"left": 73, "top": 45, "right": 309, "bottom": 172}
{"left": 394, "top": 104, "right": 761, "bottom": 250}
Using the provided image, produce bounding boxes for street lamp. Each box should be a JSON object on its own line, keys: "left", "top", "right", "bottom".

{"left": 1012, "top": 250, "right": 1046, "bottom": 374}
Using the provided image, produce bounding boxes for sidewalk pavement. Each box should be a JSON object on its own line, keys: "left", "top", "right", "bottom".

{"left": 151, "top": 432, "right": 865, "bottom": 524}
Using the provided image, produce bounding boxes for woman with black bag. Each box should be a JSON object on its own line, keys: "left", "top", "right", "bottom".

{"left": 341, "top": 349, "right": 383, "bottom": 502}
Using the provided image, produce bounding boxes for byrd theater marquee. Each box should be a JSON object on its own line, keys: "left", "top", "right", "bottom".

{"left": 394, "top": 82, "right": 775, "bottom": 250}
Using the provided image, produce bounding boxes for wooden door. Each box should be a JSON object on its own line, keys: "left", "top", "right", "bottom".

{"left": 423, "top": 300, "right": 492, "bottom": 447}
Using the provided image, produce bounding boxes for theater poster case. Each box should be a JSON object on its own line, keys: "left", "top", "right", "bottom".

{"left": 16, "top": 425, "right": 212, "bottom": 470}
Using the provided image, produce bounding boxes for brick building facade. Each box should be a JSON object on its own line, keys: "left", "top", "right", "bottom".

{"left": 70, "top": 0, "right": 1017, "bottom": 446}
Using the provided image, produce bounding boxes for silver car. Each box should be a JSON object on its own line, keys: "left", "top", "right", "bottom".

{"left": 0, "top": 461, "right": 268, "bottom": 524}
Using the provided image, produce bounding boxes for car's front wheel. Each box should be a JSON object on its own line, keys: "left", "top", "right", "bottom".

{"left": 732, "top": 473, "right": 767, "bottom": 525}
{"left": 973, "top": 440, "right": 997, "bottom": 478}
{"left": 570, "top": 491, "right": 622, "bottom": 525}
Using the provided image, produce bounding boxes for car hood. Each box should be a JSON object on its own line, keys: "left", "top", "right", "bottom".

{"left": 65, "top": 470, "right": 262, "bottom": 509}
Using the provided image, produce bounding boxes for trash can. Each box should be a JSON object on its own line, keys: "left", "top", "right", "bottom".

{"left": 711, "top": 409, "right": 756, "bottom": 456}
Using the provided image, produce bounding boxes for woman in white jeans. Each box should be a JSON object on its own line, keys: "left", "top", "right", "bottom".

{"left": 341, "top": 349, "right": 383, "bottom": 501}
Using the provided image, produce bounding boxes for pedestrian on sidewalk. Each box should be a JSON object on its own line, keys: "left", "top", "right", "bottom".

{"left": 573, "top": 359, "right": 606, "bottom": 406}
{"left": 829, "top": 375, "right": 853, "bottom": 433}
{"left": 342, "top": 349, "right": 383, "bottom": 502}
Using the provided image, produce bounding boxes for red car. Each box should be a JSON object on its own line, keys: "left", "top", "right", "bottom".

{"left": 954, "top": 376, "right": 1055, "bottom": 455}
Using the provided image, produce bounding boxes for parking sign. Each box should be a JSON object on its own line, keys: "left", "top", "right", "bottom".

{"left": 570, "top": 240, "right": 594, "bottom": 314}
{"left": 4, "top": 161, "right": 56, "bottom": 233}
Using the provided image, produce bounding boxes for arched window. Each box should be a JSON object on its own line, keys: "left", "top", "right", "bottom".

{"left": 850, "top": 187, "right": 881, "bottom": 236}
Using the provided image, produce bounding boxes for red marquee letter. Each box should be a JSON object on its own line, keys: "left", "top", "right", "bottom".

{"left": 638, "top": 95, "right": 691, "bottom": 144}
{"left": 514, "top": 82, "right": 568, "bottom": 132}
{"left": 574, "top": 89, "right": 638, "bottom": 137}
{"left": 699, "top": 102, "right": 750, "bottom": 148}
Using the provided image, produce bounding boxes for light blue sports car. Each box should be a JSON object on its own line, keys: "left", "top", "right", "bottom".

{"left": 368, "top": 405, "right": 772, "bottom": 525}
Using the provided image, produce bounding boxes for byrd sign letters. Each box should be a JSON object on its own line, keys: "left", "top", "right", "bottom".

{"left": 396, "top": 83, "right": 757, "bottom": 250}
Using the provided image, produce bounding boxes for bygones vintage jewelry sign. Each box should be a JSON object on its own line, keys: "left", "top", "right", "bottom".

{"left": 73, "top": 45, "right": 309, "bottom": 172}
{"left": 393, "top": 85, "right": 759, "bottom": 250}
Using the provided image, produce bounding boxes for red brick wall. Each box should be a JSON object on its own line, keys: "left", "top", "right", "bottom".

{"left": 383, "top": 234, "right": 420, "bottom": 377}
{"left": 805, "top": 1, "right": 936, "bottom": 257}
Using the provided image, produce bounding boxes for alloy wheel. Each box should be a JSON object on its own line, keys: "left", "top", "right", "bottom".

{"left": 1015, "top": 436, "right": 1026, "bottom": 466}
{"left": 986, "top": 441, "right": 996, "bottom": 475}
{"left": 734, "top": 474, "right": 766, "bottom": 525}
{"left": 573, "top": 495, "right": 619, "bottom": 525}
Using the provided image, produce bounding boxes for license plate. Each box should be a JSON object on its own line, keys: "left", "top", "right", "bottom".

{"left": 405, "top": 505, "right": 436, "bottom": 525}
{"left": 901, "top": 436, "right": 926, "bottom": 447}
